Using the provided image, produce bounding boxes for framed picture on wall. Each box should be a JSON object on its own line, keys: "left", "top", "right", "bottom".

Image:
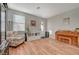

{"left": 31, "top": 20, "right": 36, "bottom": 26}
{"left": 63, "top": 17, "right": 70, "bottom": 24}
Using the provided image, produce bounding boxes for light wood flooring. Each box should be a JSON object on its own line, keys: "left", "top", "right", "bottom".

{"left": 9, "top": 38, "right": 79, "bottom": 55}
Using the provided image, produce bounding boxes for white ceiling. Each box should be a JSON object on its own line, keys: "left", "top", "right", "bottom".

{"left": 8, "top": 3, "right": 79, "bottom": 18}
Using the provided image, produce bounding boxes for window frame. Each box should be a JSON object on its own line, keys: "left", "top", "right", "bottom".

{"left": 13, "top": 14, "right": 25, "bottom": 31}
{"left": 0, "top": 3, "right": 7, "bottom": 44}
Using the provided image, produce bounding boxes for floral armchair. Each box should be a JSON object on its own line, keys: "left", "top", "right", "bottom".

{"left": 7, "top": 31, "right": 25, "bottom": 47}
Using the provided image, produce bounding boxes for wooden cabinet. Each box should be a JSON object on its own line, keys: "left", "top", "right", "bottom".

{"left": 55, "top": 31, "right": 79, "bottom": 46}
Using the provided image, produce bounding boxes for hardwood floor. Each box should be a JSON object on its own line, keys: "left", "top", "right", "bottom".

{"left": 9, "top": 38, "right": 79, "bottom": 55}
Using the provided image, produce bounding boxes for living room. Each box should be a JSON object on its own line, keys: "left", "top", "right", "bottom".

{"left": 0, "top": 3, "right": 79, "bottom": 55}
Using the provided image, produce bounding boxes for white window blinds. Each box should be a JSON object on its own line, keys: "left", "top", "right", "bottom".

{"left": 13, "top": 15, "right": 25, "bottom": 31}
{"left": 1, "top": 12, "right": 5, "bottom": 32}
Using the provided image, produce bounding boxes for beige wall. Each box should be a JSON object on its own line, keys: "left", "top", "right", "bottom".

{"left": 7, "top": 8, "right": 47, "bottom": 37}
{"left": 47, "top": 7, "right": 79, "bottom": 39}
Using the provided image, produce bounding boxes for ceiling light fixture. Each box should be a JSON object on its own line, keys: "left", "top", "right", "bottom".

{"left": 36, "top": 6, "right": 40, "bottom": 10}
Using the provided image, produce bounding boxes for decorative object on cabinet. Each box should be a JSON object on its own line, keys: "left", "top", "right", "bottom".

{"left": 75, "top": 28, "right": 79, "bottom": 32}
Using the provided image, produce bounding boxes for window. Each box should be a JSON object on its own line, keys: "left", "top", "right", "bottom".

{"left": 41, "top": 22, "right": 44, "bottom": 31}
{"left": 13, "top": 15, "right": 25, "bottom": 31}
{"left": 1, "top": 11, "right": 5, "bottom": 32}
{"left": 49, "top": 30, "right": 52, "bottom": 35}
{"left": 1, "top": 4, "right": 6, "bottom": 42}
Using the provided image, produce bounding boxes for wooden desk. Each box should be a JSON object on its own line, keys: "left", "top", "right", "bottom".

{"left": 55, "top": 31, "right": 79, "bottom": 46}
